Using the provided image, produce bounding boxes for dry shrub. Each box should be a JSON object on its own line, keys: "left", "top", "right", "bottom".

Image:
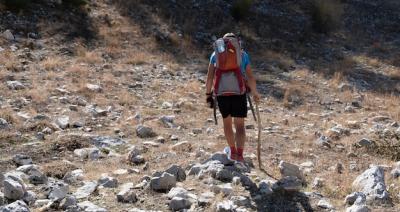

{"left": 42, "top": 160, "right": 78, "bottom": 179}
{"left": 118, "top": 90, "right": 137, "bottom": 107}
{"left": 76, "top": 45, "right": 102, "bottom": 64}
{"left": 310, "top": 0, "right": 343, "bottom": 33}
{"left": 51, "top": 134, "right": 91, "bottom": 152}
{"left": 66, "top": 64, "right": 89, "bottom": 84}
{"left": 260, "top": 50, "right": 295, "bottom": 72}
{"left": 0, "top": 51, "right": 18, "bottom": 71}
{"left": 41, "top": 56, "right": 64, "bottom": 71}
{"left": 329, "top": 57, "right": 356, "bottom": 83}
{"left": 283, "top": 86, "right": 303, "bottom": 108}
{"left": 0, "top": 107, "right": 18, "bottom": 125}
{"left": 123, "top": 51, "right": 148, "bottom": 65}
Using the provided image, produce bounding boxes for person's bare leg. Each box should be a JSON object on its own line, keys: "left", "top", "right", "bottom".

{"left": 234, "top": 117, "right": 246, "bottom": 161}
{"left": 223, "top": 115, "right": 237, "bottom": 159}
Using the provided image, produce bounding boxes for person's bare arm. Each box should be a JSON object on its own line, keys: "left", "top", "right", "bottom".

{"left": 205, "top": 62, "right": 215, "bottom": 94}
{"left": 245, "top": 64, "right": 261, "bottom": 103}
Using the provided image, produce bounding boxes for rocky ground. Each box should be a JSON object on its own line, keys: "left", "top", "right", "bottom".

{"left": 1, "top": 0, "right": 400, "bottom": 211}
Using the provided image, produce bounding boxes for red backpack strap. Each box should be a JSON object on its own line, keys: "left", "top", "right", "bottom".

{"left": 213, "top": 68, "right": 222, "bottom": 95}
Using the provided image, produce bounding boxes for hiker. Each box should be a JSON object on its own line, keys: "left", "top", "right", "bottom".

{"left": 205, "top": 33, "right": 261, "bottom": 163}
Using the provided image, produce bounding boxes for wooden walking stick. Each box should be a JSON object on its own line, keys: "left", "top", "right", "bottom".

{"left": 255, "top": 101, "right": 262, "bottom": 169}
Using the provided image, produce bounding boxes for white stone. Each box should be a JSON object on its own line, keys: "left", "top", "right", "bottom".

{"left": 171, "top": 141, "right": 192, "bottom": 152}
{"left": 55, "top": 116, "right": 70, "bottom": 129}
{"left": 86, "top": 84, "right": 102, "bottom": 92}
{"left": 4, "top": 178, "right": 26, "bottom": 200}
{"left": 352, "top": 166, "right": 391, "bottom": 205}
{"left": 74, "top": 181, "right": 98, "bottom": 199}
{"left": 2, "top": 30, "right": 14, "bottom": 40}
{"left": 47, "top": 180, "right": 69, "bottom": 201}
{"left": 78, "top": 201, "right": 107, "bottom": 212}
{"left": 117, "top": 183, "right": 137, "bottom": 203}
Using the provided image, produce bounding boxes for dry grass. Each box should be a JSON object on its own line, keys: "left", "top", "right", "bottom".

{"left": 283, "top": 85, "right": 303, "bottom": 108}
{"left": 76, "top": 45, "right": 103, "bottom": 64}
{"left": 329, "top": 57, "right": 357, "bottom": 83}
{"left": 118, "top": 90, "right": 138, "bottom": 107}
{"left": 0, "top": 51, "right": 18, "bottom": 71}
{"left": 123, "top": 51, "right": 149, "bottom": 65}
{"left": 41, "top": 56, "right": 64, "bottom": 71}
{"left": 42, "top": 160, "right": 78, "bottom": 179}
{"left": 0, "top": 107, "right": 18, "bottom": 125}
{"left": 259, "top": 50, "right": 295, "bottom": 71}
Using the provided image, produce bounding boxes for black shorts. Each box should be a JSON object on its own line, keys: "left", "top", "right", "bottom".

{"left": 217, "top": 94, "right": 247, "bottom": 118}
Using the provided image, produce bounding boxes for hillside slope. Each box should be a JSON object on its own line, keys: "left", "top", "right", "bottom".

{"left": 1, "top": 0, "right": 400, "bottom": 211}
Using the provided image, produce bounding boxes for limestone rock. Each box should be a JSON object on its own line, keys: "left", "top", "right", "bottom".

{"left": 12, "top": 154, "right": 32, "bottom": 166}
{"left": 171, "top": 141, "right": 192, "bottom": 152}
{"left": 352, "top": 166, "right": 391, "bottom": 205}
{"left": 78, "top": 201, "right": 107, "bottom": 212}
{"left": 6, "top": 81, "right": 25, "bottom": 90}
{"left": 278, "top": 161, "right": 304, "bottom": 181}
{"left": 2, "top": 30, "right": 14, "bottom": 40}
{"left": 74, "top": 181, "right": 98, "bottom": 199}
{"left": 117, "top": 183, "right": 137, "bottom": 203}
{"left": 55, "top": 116, "right": 70, "bottom": 129}
{"left": 63, "top": 169, "right": 84, "bottom": 184}
{"left": 136, "top": 125, "right": 156, "bottom": 138}
{"left": 16, "top": 165, "right": 47, "bottom": 185}
{"left": 165, "top": 165, "right": 186, "bottom": 182}
{"left": 4, "top": 177, "right": 26, "bottom": 200}
{"left": 216, "top": 200, "right": 236, "bottom": 212}
{"left": 86, "top": 84, "right": 102, "bottom": 92}
{"left": 60, "top": 195, "right": 77, "bottom": 210}
{"left": 0, "top": 118, "right": 9, "bottom": 129}
{"left": 46, "top": 180, "right": 69, "bottom": 201}
{"left": 150, "top": 172, "right": 176, "bottom": 192}
{"left": 22, "top": 191, "right": 36, "bottom": 206}
{"left": 169, "top": 197, "right": 192, "bottom": 211}
{"left": 0, "top": 200, "right": 29, "bottom": 212}
{"left": 272, "top": 176, "right": 302, "bottom": 192}
{"left": 98, "top": 175, "right": 118, "bottom": 188}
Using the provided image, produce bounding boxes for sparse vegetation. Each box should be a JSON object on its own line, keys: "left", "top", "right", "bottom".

{"left": 231, "top": 0, "right": 253, "bottom": 21}
{"left": 310, "top": 0, "right": 343, "bottom": 33}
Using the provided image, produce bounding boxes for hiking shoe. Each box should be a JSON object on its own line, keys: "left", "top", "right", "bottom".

{"left": 223, "top": 147, "right": 238, "bottom": 161}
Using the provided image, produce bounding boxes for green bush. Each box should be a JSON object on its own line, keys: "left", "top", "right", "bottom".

{"left": 62, "top": 0, "right": 88, "bottom": 7}
{"left": 310, "top": 0, "right": 343, "bottom": 33}
{"left": 231, "top": 0, "right": 253, "bottom": 21}
{"left": 1, "top": 0, "right": 31, "bottom": 10}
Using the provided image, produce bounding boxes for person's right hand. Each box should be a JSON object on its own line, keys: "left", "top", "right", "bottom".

{"left": 252, "top": 91, "right": 261, "bottom": 104}
{"left": 206, "top": 94, "right": 214, "bottom": 108}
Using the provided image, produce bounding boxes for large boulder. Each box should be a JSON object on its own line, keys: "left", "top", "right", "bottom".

{"left": 16, "top": 165, "right": 47, "bottom": 185}
{"left": 136, "top": 125, "right": 156, "bottom": 138}
{"left": 4, "top": 177, "right": 26, "bottom": 200}
{"left": 346, "top": 193, "right": 370, "bottom": 212}
{"left": 98, "top": 175, "right": 118, "bottom": 188}
{"left": 169, "top": 197, "right": 192, "bottom": 211}
{"left": 278, "top": 161, "right": 304, "bottom": 181}
{"left": 117, "top": 183, "right": 137, "bottom": 203}
{"left": 0, "top": 200, "right": 30, "bottom": 212}
{"left": 46, "top": 180, "right": 69, "bottom": 201}
{"left": 165, "top": 165, "right": 186, "bottom": 182}
{"left": 352, "top": 166, "right": 391, "bottom": 205}
{"left": 150, "top": 172, "right": 176, "bottom": 192}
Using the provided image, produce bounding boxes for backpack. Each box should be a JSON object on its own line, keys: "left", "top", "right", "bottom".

{"left": 213, "top": 37, "right": 246, "bottom": 96}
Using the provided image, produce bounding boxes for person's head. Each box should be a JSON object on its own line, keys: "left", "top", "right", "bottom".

{"left": 223, "top": 32, "right": 236, "bottom": 38}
